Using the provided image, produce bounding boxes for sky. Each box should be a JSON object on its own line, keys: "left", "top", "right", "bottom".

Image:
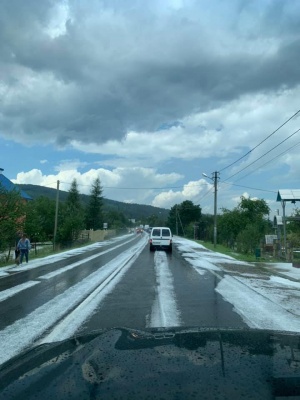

{"left": 1, "top": 0, "right": 300, "bottom": 217}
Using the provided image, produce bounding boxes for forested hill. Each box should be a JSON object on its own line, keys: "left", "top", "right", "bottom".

{"left": 17, "top": 184, "right": 170, "bottom": 221}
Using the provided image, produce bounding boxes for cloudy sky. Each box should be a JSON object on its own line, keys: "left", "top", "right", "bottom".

{"left": 1, "top": 0, "right": 300, "bottom": 216}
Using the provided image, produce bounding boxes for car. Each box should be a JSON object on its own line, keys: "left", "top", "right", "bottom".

{"left": 1, "top": 327, "right": 300, "bottom": 399}
{"left": 149, "top": 227, "right": 172, "bottom": 252}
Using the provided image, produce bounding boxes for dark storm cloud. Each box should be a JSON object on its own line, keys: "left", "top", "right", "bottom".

{"left": 1, "top": 0, "right": 300, "bottom": 146}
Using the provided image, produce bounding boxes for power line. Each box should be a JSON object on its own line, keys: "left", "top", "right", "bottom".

{"left": 220, "top": 181, "right": 277, "bottom": 194}
{"left": 219, "top": 109, "right": 300, "bottom": 173}
{"left": 232, "top": 139, "right": 300, "bottom": 183}
{"left": 59, "top": 180, "right": 212, "bottom": 191}
{"left": 223, "top": 127, "right": 300, "bottom": 182}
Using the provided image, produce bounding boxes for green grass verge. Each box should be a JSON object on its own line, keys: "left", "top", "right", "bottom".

{"left": 195, "top": 240, "right": 278, "bottom": 263}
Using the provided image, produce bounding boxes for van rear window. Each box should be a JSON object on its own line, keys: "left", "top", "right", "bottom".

{"left": 152, "top": 229, "right": 161, "bottom": 236}
{"left": 162, "top": 229, "right": 171, "bottom": 237}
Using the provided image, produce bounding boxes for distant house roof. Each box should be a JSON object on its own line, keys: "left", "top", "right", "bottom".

{"left": 277, "top": 189, "right": 300, "bottom": 203}
{"left": 0, "top": 169, "right": 32, "bottom": 200}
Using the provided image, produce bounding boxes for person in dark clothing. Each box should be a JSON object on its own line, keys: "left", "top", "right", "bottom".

{"left": 15, "top": 231, "right": 22, "bottom": 265}
{"left": 17, "top": 233, "right": 31, "bottom": 265}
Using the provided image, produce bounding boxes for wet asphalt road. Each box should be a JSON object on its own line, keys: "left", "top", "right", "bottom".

{"left": 0, "top": 233, "right": 247, "bottom": 341}
{"left": 81, "top": 244, "right": 245, "bottom": 334}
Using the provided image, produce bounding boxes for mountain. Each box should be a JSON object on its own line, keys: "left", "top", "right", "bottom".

{"left": 17, "top": 184, "right": 170, "bottom": 221}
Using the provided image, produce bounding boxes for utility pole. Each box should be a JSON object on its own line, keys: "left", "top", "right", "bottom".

{"left": 202, "top": 171, "right": 219, "bottom": 249}
{"left": 53, "top": 180, "right": 60, "bottom": 251}
{"left": 281, "top": 199, "right": 287, "bottom": 260}
{"left": 213, "top": 171, "right": 219, "bottom": 249}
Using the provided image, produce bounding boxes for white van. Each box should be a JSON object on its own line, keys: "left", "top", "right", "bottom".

{"left": 149, "top": 227, "right": 173, "bottom": 252}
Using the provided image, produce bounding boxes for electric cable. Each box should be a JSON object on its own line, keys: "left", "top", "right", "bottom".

{"left": 219, "top": 109, "right": 300, "bottom": 173}
{"left": 232, "top": 139, "right": 300, "bottom": 183}
{"left": 223, "top": 127, "right": 300, "bottom": 182}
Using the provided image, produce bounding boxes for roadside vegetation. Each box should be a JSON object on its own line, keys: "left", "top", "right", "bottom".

{"left": 198, "top": 241, "right": 274, "bottom": 263}
{"left": 168, "top": 197, "right": 300, "bottom": 262}
{"left": 0, "top": 176, "right": 166, "bottom": 267}
{"left": 1, "top": 178, "right": 299, "bottom": 267}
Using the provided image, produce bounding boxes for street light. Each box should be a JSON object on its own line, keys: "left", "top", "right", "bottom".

{"left": 202, "top": 171, "right": 220, "bottom": 249}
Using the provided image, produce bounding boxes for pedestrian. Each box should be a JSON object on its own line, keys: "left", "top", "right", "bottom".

{"left": 17, "top": 233, "right": 31, "bottom": 265}
{"left": 14, "top": 231, "right": 22, "bottom": 265}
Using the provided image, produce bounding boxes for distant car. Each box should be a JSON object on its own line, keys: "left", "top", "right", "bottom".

{"left": 149, "top": 227, "right": 172, "bottom": 252}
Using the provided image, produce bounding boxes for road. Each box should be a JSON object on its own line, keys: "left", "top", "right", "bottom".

{"left": 1, "top": 232, "right": 300, "bottom": 366}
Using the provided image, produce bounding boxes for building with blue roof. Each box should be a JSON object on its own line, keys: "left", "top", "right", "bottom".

{"left": 0, "top": 168, "right": 32, "bottom": 201}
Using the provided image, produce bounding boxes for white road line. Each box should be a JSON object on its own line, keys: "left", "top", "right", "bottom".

{"left": 0, "top": 236, "right": 148, "bottom": 366}
{"left": 148, "top": 251, "right": 181, "bottom": 328}
{"left": 39, "top": 236, "right": 138, "bottom": 280}
{"left": 39, "top": 237, "right": 148, "bottom": 344}
{"left": 6, "top": 234, "right": 135, "bottom": 273}
{"left": 0, "top": 281, "right": 40, "bottom": 303}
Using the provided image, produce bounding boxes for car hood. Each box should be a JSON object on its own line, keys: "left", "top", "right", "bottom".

{"left": 1, "top": 327, "right": 300, "bottom": 399}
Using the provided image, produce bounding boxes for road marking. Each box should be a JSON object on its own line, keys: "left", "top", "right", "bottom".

{"left": 0, "top": 236, "right": 148, "bottom": 366}
{"left": 148, "top": 251, "right": 181, "bottom": 328}
{"left": 0, "top": 281, "right": 40, "bottom": 303}
{"left": 38, "top": 236, "right": 138, "bottom": 280}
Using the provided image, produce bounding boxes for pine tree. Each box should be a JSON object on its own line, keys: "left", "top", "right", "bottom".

{"left": 86, "top": 177, "right": 103, "bottom": 230}
{"left": 58, "top": 179, "right": 85, "bottom": 243}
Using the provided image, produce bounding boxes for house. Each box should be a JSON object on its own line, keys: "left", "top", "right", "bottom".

{"left": 0, "top": 168, "right": 32, "bottom": 201}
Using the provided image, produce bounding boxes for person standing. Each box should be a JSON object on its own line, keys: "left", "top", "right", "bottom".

{"left": 17, "top": 233, "right": 31, "bottom": 265}
{"left": 14, "top": 231, "right": 22, "bottom": 265}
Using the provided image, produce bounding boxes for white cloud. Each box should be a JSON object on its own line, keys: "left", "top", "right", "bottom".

{"left": 69, "top": 87, "right": 300, "bottom": 176}
{"left": 3, "top": 1, "right": 300, "bottom": 214}
{"left": 45, "top": 2, "right": 70, "bottom": 39}
{"left": 152, "top": 179, "right": 212, "bottom": 208}
{"left": 12, "top": 167, "right": 184, "bottom": 206}
{"left": 54, "top": 159, "right": 88, "bottom": 172}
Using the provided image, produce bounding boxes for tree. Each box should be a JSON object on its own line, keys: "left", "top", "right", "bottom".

{"left": 218, "top": 196, "right": 271, "bottom": 253}
{"left": 236, "top": 224, "right": 264, "bottom": 254}
{"left": 238, "top": 196, "right": 270, "bottom": 223}
{"left": 287, "top": 208, "right": 300, "bottom": 247}
{"left": 168, "top": 200, "right": 201, "bottom": 237}
{"left": 104, "top": 210, "right": 128, "bottom": 229}
{"left": 57, "top": 179, "right": 85, "bottom": 244}
{"left": 23, "top": 196, "right": 56, "bottom": 242}
{"left": 85, "top": 177, "right": 103, "bottom": 230}
{"left": 0, "top": 185, "right": 24, "bottom": 259}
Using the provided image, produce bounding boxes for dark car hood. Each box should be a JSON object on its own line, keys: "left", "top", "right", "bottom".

{"left": 1, "top": 327, "right": 300, "bottom": 399}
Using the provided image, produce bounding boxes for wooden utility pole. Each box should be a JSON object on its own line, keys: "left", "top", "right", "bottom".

{"left": 53, "top": 180, "right": 60, "bottom": 251}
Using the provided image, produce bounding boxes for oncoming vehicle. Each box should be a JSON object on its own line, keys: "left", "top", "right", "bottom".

{"left": 149, "top": 227, "right": 172, "bottom": 252}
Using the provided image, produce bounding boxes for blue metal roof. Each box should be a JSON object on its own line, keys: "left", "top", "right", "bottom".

{"left": 0, "top": 173, "right": 32, "bottom": 200}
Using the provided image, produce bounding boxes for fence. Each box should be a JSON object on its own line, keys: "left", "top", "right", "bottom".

{"left": 80, "top": 229, "right": 117, "bottom": 242}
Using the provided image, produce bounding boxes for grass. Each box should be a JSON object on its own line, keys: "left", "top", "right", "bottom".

{"left": 196, "top": 240, "right": 279, "bottom": 263}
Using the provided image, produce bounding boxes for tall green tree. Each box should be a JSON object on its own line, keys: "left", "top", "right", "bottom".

{"left": 0, "top": 185, "right": 24, "bottom": 259}
{"left": 57, "top": 179, "right": 85, "bottom": 244}
{"left": 24, "top": 196, "right": 56, "bottom": 242}
{"left": 238, "top": 196, "right": 270, "bottom": 223}
{"left": 86, "top": 177, "right": 103, "bottom": 230}
{"left": 218, "top": 196, "right": 271, "bottom": 253}
{"left": 218, "top": 208, "right": 245, "bottom": 248}
{"left": 168, "top": 200, "right": 201, "bottom": 237}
